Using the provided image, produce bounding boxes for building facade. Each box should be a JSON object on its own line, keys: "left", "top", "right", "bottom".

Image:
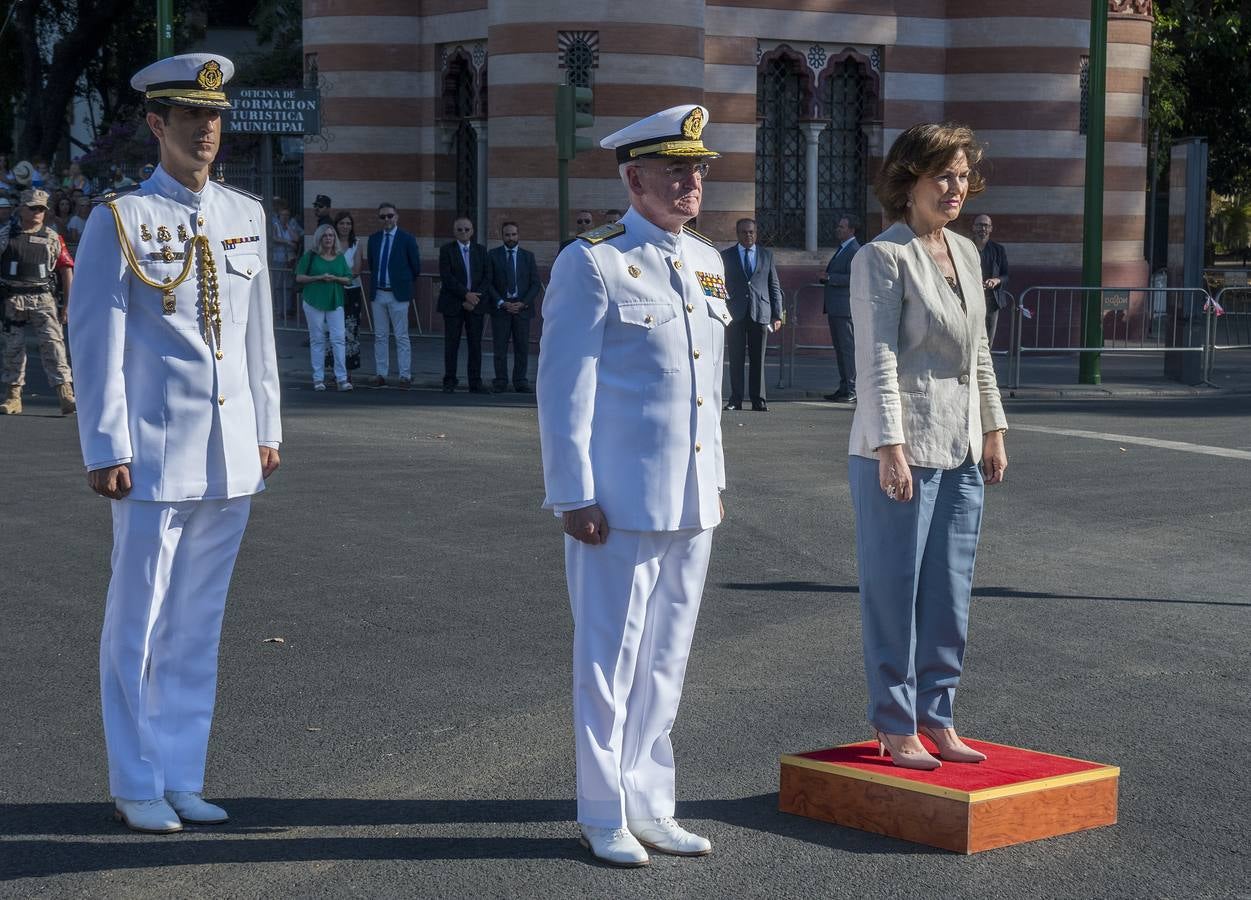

{"left": 303, "top": 0, "right": 1153, "bottom": 305}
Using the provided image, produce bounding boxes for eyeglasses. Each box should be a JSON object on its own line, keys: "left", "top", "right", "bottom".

{"left": 576, "top": 218, "right": 592, "bottom": 226}
{"left": 379, "top": 213, "right": 396, "bottom": 220}
{"left": 662, "top": 162, "right": 710, "bottom": 180}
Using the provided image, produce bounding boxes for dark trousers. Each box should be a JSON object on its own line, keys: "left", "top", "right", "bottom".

{"left": 985, "top": 294, "right": 1002, "bottom": 347}
{"left": 492, "top": 312, "right": 532, "bottom": 387}
{"left": 442, "top": 311, "right": 485, "bottom": 387}
{"left": 827, "top": 315, "right": 856, "bottom": 393}
{"left": 726, "top": 317, "right": 769, "bottom": 403}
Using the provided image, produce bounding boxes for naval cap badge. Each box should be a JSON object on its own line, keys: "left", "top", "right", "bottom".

{"left": 196, "top": 60, "right": 224, "bottom": 91}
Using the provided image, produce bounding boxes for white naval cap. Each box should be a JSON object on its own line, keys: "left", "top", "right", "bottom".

{"left": 600, "top": 104, "right": 721, "bottom": 165}
{"left": 131, "top": 53, "right": 235, "bottom": 110}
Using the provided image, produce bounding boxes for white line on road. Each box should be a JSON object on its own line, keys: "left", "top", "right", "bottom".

{"left": 1011, "top": 424, "right": 1251, "bottom": 460}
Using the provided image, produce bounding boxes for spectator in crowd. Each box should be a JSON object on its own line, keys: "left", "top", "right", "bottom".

{"left": 10, "top": 160, "right": 34, "bottom": 189}
{"left": 0, "top": 188, "right": 76, "bottom": 415}
{"left": 437, "top": 216, "right": 496, "bottom": 393}
{"left": 604, "top": 208, "right": 623, "bottom": 223}
{"left": 49, "top": 195, "right": 73, "bottom": 236}
{"left": 333, "top": 210, "right": 363, "bottom": 374}
{"left": 972, "top": 214, "right": 1009, "bottom": 344}
{"left": 63, "top": 161, "right": 93, "bottom": 194}
{"left": 721, "top": 217, "right": 783, "bottom": 411}
{"left": 312, "top": 194, "right": 333, "bottom": 228}
{"left": 820, "top": 214, "right": 861, "bottom": 403}
{"left": 270, "top": 200, "right": 302, "bottom": 316}
{"left": 109, "top": 164, "right": 136, "bottom": 191}
{"left": 294, "top": 223, "right": 353, "bottom": 392}
{"left": 67, "top": 196, "right": 91, "bottom": 244}
{"left": 32, "top": 160, "right": 50, "bottom": 187}
{"left": 140, "top": 163, "right": 156, "bottom": 181}
{"left": 847, "top": 122, "right": 1007, "bottom": 771}
{"left": 575, "top": 210, "right": 594, "bottom": 232}
{"left": 364, "top": 202, "right": 421, "bottom": 387}
{"left": 488, "top": 221, "right": 540, "bottom": 392}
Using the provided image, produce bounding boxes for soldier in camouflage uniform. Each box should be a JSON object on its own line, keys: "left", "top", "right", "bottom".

{"left": 0, "top": 187, "right": 75, "bottom": 414}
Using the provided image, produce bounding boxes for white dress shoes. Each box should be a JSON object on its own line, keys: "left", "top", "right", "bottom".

{"left": 113, "top": 798, "right": 183, "bottom": 834}
{"left": 164, "top": 791, "right": 229, "bottom": 825}
{"left": 578, "top": 824, "right": 650, "bottom": 868}
{"left": 627, "top": 816, "right": 713, "bottom": 856}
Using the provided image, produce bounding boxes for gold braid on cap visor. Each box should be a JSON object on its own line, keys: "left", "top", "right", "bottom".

{"left": 628, "top": 140, "right": 720, "bottom": 158}
{"left": 145, "top": 87, "right": 229, "bottom": 103}
{"left": 106, "top": 202, "right": 225, "bottom": 359}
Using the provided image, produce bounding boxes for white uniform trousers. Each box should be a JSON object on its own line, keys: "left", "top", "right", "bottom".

{"left": 565, "top": 526, "right": 714, "bottom": 828}
{"left": 100, "top": 496, "right": 251, "bottom": 799}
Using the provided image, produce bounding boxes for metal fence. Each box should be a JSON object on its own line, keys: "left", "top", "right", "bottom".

{"left": 1007, "top": 286, "right": 1212, "bottom": 389}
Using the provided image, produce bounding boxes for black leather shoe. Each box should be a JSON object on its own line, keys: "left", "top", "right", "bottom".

{"left": 752, "top": 400, "right": 768, "bottom": 411}
{"left": 492, "top": 382, "right": 508, "bottom": 393}
{"left": 829, "top": 390, "right": 854, "bottom": 402}
{"left": 514, "top": 383, "right": 533, "bottom": 393}
{"left": 724, "top": 401, "right": 742, "bottom": 411}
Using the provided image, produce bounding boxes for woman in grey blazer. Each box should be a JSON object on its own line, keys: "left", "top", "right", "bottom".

{"left": 847, "top": 123, "right": 1008, "bottom": 770}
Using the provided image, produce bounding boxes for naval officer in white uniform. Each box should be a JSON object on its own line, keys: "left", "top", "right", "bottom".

{"left": 70, "top": 53, "right": 282, "bottom": 834}
{"left": 538, "top": 105, "right": 731, "bottom": 867}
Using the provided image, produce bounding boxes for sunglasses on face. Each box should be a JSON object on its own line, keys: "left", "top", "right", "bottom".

{"left": 379, "top": 213, "right": 396, "bottom": 220}
{"left": 576, "top": 218, "right": 592, "bottom": 226}
{"left": 661, "top": 163, "right": 710, "bottom": 180}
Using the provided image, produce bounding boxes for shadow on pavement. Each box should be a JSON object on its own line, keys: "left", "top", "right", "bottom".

{"left": 718, "top": 580, "right": 1249, "bottom": 608}
{"left": 0, "top": 794, "right": 932, "bottom": 879}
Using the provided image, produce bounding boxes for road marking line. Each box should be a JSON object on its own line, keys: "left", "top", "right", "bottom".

{"left": 1012, "top": 424, "right": 1251, "bottom": 460}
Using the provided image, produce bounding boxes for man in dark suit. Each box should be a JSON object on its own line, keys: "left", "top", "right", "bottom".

{"left": 720, "top": 218, "right": 783, "bottom": 411}
{"left": 973, "top": 214, "right": 1009, "bottom": 344}
{"left": 821, "top": 214, "right": 861, "bottom": 402}
{"left": 437, "top": 217, "right": 497, "bottom": 393}
{"left": 365, "top": 202, "right": 422, "bottom": 387}
{"left": 488, "top": 221, "right": 541, "bottom": 392}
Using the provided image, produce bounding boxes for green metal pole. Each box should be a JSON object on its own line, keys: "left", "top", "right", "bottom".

{"left": 157, "top": 0, "right": 174, "bottom": 57}
{"left": 1079, "top": 0, "right": 1107, "bottom": 384}
{"left": 558, "top": 158, "right": 569, "bottom": 246}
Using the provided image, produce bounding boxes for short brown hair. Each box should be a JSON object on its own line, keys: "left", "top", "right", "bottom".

{"left": 874, "top": 123, "right": 986, "bottom": 222}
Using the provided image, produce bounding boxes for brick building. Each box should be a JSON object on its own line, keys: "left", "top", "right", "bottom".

{"left": 302, "top": 0, "right": 1154, "bottom": 324}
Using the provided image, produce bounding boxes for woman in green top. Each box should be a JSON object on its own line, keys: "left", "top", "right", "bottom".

{"left": 296, "top": 224, "right": 354, "bottom": 391}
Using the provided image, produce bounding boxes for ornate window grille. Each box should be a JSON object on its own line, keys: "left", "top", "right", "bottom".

{"left": 559, "top": 31, "right": 598, "bottom": 114}
{"left": 817, "top": 60, "right": 869, "bottom": 245}
{"left": 755, "top": 55, "right": 808, "bottom": 247}
{"left": 1079, "top": 55, "right": 1090, "bottom": 135}
{"left": 444, "top": 55, "right": 477, "bottom": 219}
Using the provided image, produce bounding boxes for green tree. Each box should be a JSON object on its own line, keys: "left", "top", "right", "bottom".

{"left": 1150, "top": 0, "right": 1251, "bottom": 194}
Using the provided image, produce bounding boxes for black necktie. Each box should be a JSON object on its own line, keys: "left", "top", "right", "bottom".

{"left": 507, "top": 248, "right": 517, "bottom": 297}
{"left": 743, "top": 248, "right": 754, "bottom": 278}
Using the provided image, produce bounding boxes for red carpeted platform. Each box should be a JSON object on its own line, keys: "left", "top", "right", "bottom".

{"left": 779, "top": 739, "right": 1119, "bottom": 853}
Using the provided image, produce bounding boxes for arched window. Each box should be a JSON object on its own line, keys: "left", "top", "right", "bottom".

{"left": 443, "top": 53, "right": 477, "bottom": 222}
{"left": 559, "top": 31, "right": 599, "bottom": 115}
{"left": 817, "top": 58, "right": 869, "bottom": 244}
{"left": 755, "top": 53, "right": 810, "bottom": 247}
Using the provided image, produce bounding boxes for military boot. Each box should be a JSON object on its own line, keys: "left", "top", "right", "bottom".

{"left": 57, "top": 382, "right": 76, "bottom": 415}
{"left": 0, "top": 384, "right": 21, "bottom": 415}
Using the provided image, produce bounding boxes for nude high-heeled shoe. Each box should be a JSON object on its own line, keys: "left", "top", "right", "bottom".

{"left": 918, "top": 725, "right": 987, "bottom": 763}
{"left": 875, "top": 730, "right": 942, "bottom": 771}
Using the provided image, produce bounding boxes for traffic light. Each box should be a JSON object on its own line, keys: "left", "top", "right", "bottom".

{"left": 555, "top": 83, "right": 594, "bottom": 161}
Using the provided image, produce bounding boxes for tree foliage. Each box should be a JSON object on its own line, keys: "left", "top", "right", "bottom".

{"left": 1150, "top": 0, "right": 1251, "bottom": 194}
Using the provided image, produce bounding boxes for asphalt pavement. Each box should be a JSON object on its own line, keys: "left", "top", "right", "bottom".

{"left": 1, "top": 355, "right": 1248, "bottom": 898}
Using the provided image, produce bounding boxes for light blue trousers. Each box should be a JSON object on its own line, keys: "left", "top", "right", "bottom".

{"left": 848, "top": 454, "right": 985, "bottom": 735}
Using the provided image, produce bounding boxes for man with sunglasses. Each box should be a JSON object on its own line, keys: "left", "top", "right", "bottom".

{"left": 437, "top": 217, "right": 496, "bottom": 393}
{"left": 364, "top": 203, "right": 421, "bottom": 387}
{"left": 538, "top": 104, "right": 729, "bottom": 868}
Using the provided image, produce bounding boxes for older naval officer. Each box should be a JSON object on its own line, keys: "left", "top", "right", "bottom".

{"left": 538, "top": 104, "right": 730, "bottom": 867}
{"left": 70, "top": 53, "right": 282, "bottom": 834}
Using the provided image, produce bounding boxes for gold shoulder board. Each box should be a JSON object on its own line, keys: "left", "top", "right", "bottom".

{"left": 578, "top": 222, "right": 626, "bottom": 245}
{"left": 682, "top": 225, "right": 713, "bottom": 247}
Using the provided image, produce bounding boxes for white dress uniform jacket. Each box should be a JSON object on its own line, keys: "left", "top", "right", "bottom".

{"left": 538, "top": 207, "right": 728, "bottom": 531}
{"left": 848, "top": 221, "right": 1006, "bottom": 468}
{"left": 70, "top": 166, "right": 282, "bottom": 499}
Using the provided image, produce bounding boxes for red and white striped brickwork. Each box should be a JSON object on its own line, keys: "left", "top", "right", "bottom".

{"left": 303, "top": 0, "right": 1153, "bottom": 287}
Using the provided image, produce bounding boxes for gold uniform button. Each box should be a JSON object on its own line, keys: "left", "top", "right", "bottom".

{"left": 695, "top": 442, "right": 702, "bottom": 452}
{"left": 673, "top": 259, "right": 684, "bottom": 270}
{"left": 697, "top": 396, "right": 704, "bottom": 406}
{"left": 693, "top": 350, "right": 701, "bottom": 359}
{"left": 686, "top": 303, "right": 694, "bottom": 312}
{"left": 218, "top": 395, "right": 225, "bottom": 406}
{"left": 198, "top": 217, "right": 205, "bottom": 227}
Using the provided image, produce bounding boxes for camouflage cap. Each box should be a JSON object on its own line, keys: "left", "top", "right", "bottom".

{"left": 20, "top": 188, "right": 49, "bottom": 208}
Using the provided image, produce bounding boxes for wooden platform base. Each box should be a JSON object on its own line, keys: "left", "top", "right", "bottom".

{"left": 779, "top": 739, "right": 1118, "bottom": 854}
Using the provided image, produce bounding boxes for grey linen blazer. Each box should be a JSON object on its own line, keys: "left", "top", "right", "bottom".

{"left": 848, "top": 221, "right": 1008, "bottom": 469}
